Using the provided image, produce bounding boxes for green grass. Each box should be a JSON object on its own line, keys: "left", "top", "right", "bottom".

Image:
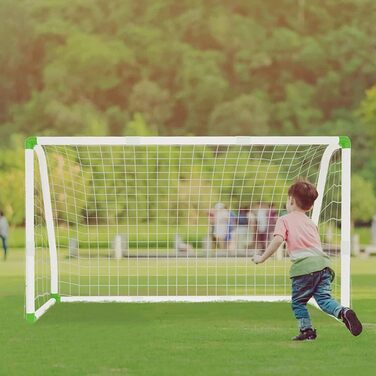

{"left": 353, "top": 227, "right": 372, "bottom": 244}
{"left": 1, "top": 249, "right": 376, "bottom": 376}
{"left": 8, "top": 224, "right": 210, "bottom": 249}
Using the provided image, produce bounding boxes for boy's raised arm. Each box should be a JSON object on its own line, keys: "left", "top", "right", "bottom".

{"left": 252, "top": 235, "right": 284, "bottom": 264}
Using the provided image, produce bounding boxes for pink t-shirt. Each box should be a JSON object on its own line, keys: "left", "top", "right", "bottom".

{"left": 273, "top": 211, "right": 323, "bottom": 260}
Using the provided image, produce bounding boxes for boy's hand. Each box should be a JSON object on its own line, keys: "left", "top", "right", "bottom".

{"left": 252, "top": 254, "right": 264, "bottom": 264}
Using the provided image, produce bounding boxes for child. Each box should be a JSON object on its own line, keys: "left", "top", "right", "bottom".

{"left": 255, "top": 202, "right": 268, "bottom": 251}
{"left": 212, "top": 203, "right": 230, "bottom": 250}
{"left": 0, "top": 211, "right": 9, "bottom": 260}
{"left": 229, "top": 205, "right": 249, "bottom": 252}
{"left": 252, "top": 180, "right": 362, "bottom": 340}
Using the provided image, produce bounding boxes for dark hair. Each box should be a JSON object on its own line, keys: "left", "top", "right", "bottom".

{"left": 288, "top": 180, "right": 318, "bottom": 211}
{"left": 0, "top": 211, "right": 3, "bottom": 216}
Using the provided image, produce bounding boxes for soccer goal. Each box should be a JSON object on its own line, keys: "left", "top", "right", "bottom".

{"left": 25, "top": 136, "right": 351, "bottom": 321}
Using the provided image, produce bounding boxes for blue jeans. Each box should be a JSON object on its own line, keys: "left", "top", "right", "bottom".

{"left": 291, "top": 268, "right": 343, "bottom": 330}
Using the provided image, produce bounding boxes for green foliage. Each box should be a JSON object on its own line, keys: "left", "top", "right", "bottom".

{"left": 352, "top": 175, "right": 376, "bottom": 223}
{"left": 124, "top": 113, "right": 158, "bottom": 136}
{"left": 0, "top": 0, "right": 376, "bottom": 224}
{"left": 0, "top": 135, "right": 25, "bottom": 224}
{"left": 44, "top": 32, "right": 135, "bottom": 95}
{"left": 208, "top": 149, "right": 286, "bottom": 207}
{"left": 128, "top": 80, "right": 172, "bottom": 127}
{"left": 45, "top": 151, "right": 90, "bottom": 224}
{"left": 0, "top": 1, "right": 36, "bottom": 124}
{"left": 1, "top": 0, "right": 375, "bottom": 140}
{"left": 209, "top": 94, "right": 270, "bottom": 136}
{"left": 275, "top": 81, "right": 323, "bottom": 134}
{"left": 177, "top": 47, "right": 228, "bottom": 134}
{"left": 359, "top": 86, "right": 376, "bottom": 126}
{"left": 0, "top": 169, "right": 24, "bottom": 225}
{"left": 357, "top": 85, "right": 376, "bottom": 191}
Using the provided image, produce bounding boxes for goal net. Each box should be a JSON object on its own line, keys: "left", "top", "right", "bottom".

{"left": 25, "top": 136, "right": 351, "bottom": 321}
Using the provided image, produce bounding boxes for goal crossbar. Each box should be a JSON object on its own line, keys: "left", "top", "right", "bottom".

{"left": 35, "top": 136, "right": 342, "bottom": 146}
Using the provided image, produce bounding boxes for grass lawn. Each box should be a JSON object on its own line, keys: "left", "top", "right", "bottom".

{"left": 1, "top": 249, "right": 375, "bottom": 376}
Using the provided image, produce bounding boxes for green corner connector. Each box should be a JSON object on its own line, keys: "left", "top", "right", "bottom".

{"left": 50, "top": 293, "right": 61, "bottom": 303}
{"left": 26, "top": 313, "right": 36, "bottom": 323}
{"left": 339, "top": 136, "right": 351, "bottom": 148}
{"left": 25, "top": 136, "right": 37, "bottom": 149}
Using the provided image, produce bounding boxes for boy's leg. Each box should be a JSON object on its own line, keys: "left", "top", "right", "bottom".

{"left": 312, "top": 268, "right": 342, "bottom": 318}
{"left": 313, "top": 268, "right": 362, "bottom": 336}
{"left": 291, "top": 274, "right": 314, "bottom": 330}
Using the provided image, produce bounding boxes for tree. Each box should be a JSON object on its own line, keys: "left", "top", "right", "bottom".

{"left": 1, "top": 0, "right": 376, "bottom": 227}
{"left": 0, "top": 134, "right": 25, "bottom": 225}
{"left": 123, "top": 113, "right": 158, "bottom": 136}
{"left": 43, "top": 32, "right": 135, "bottom": 102}
{"left": 209, "top": 94, "right": 270, "bottom": 136}
{"left": 0, "top": 1, "right": 39, "bottom": 123}
{"left": 176, "top": 47, "right": 228, "bottom": 135}
{"left": 273, "top": 81, "right": 323, "bottom": 134}
{"left": 357, "top": 85, "right": 376, "bottom": 191}
{"left": 352, "top": 175, "right": 376, "bottom": 224}
{"left": 128, "top": 80, "right": 172, "bottom": 128}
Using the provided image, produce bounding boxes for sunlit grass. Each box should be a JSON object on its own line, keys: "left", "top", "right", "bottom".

{"left": 1, "top": 249, "right": 375, "bottom": 375}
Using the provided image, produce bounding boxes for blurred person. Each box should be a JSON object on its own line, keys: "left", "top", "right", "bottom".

{"left": 226, "top": 209, "right": 237, "bottom": 243}
{"left": 208, "top": 208, "right": 215, "bottom": 241}
{"left": 229, "top": 205, "right": 249, "bottom": 252}
{"left": 247, "top": 205, "right": 257, "bottom": 250}
{"left": 0, "top": 211, "right": 9, "bottom": 260}
{"left": 256, "top": 202, "right": 268, "bottom": 252}
{"left": 267, "top": 203, "right": 278, "bottom": 241}
{"left": 212, "top": 203, "right": 230, "bottom": 250}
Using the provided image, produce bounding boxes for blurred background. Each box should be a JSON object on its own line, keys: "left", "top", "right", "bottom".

{"left": 0, "top": 0, "right": 375, "bottom": 249}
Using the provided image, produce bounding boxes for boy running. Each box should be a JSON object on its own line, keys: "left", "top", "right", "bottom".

{"left": 252, "top": 180, "right": 362, "bottom": 340}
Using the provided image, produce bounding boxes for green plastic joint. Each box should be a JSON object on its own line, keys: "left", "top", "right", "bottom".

{"left": 25, "top": 136, "right": 37, "bottom": 150}
{"left": 339, "top": 136, "right": 351, "bottom": 149}
{"left": 26, "top": 313, "right": 36, "bottom": 323}
{"left": 50, "top": 293, "right": 61, "bottom": 303}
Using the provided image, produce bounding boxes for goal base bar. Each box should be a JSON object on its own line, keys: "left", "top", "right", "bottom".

{"left": 27, "top": 296, "right": 325, "bottom": 321}
{"left": 60, "top": 296, "right": 293, "bottom": 303}
{"left": 58, "top": 296, "right": 331, "bottom": 319}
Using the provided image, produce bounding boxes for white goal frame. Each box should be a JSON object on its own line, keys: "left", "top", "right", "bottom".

{"left": 25, "top": 136, "right": 351, "bottom": 321}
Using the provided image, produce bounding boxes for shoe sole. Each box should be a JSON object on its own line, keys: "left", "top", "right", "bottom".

{"left": 343, "top": 309, "right": 362, "bottom": 336}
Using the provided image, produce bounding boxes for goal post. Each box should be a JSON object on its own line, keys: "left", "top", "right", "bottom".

{"left": 25, "top": 136, "right": 351, "bottom": 321}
